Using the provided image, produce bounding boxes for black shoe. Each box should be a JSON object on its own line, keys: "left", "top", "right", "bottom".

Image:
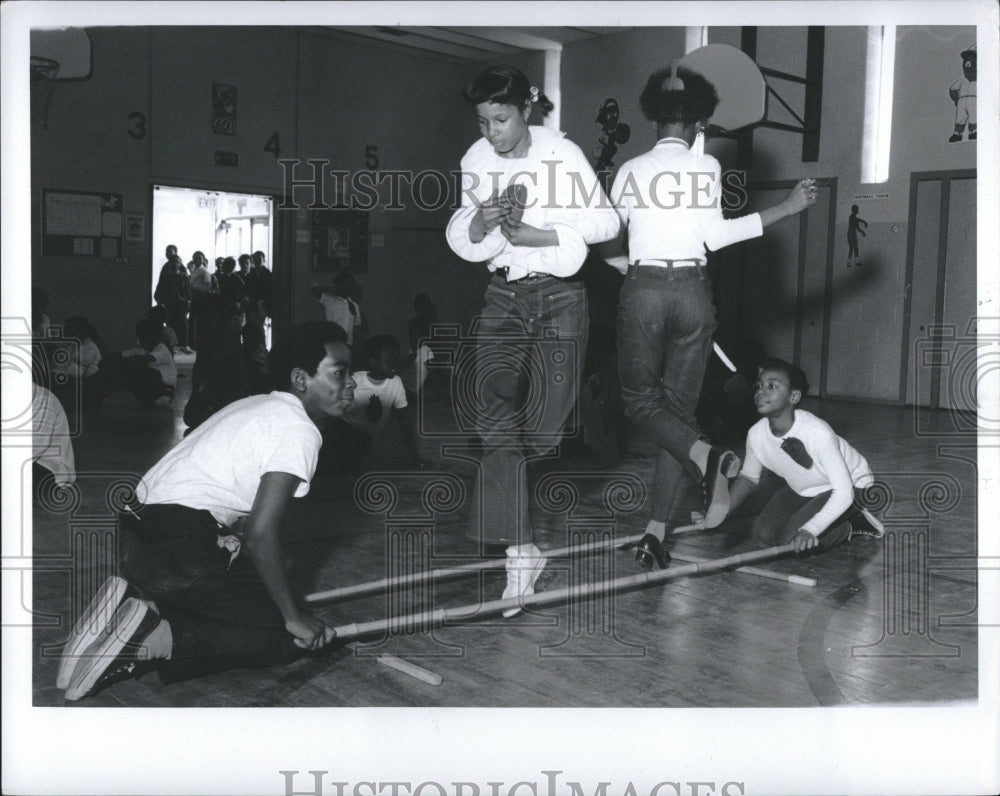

{"left": 635, "top": 534, "right": 670, "bottom": 570}
{"left": 702, "top": 446, "right": 741, "bottom": 528}
{"left": 948, "top": 133, "right": 963, "bottom": 142}
{"left": 849, "top": 507, "right": 885, "bottom": 540}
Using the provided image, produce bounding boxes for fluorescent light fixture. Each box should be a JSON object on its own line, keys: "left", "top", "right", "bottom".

{"left": 685, "top": 26, "right": 708, "bottom": 54}
{"left": 861, "top": 25, "right": 896, "bottom": 184}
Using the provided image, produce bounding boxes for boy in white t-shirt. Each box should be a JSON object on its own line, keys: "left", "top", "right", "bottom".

{"left": 58, "top": 321, "right": 356, "bottom": 700}
{"left": 311, "top": 277, "right": 362, "bottom": 347}
{"left": 319, "top": 334, "right": 426, "bottom": 473}
{"left": 721, "top": 358, "right": 884, "bottom": 554}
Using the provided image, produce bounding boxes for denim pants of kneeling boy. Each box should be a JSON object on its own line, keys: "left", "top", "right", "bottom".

{"left": 118, "top": 503, "right": 303, "bottom": 682}
{"left": 468, "top": 274, "right": 587, "bottom": 548}
{"left": 751, "top": 485, "right": 862, "bottom": 550}
{"left": 617, "top": 264, "right": 716, "bottom": 524}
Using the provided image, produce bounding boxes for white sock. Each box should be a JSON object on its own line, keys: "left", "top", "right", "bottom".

{"left": 689, "top": 439, "right": 711, "bottom": 476}
{"left": 139, "top": 619, "right": 172, "bottom": 661}
{"left": 645, "top": 520, "right": 666, "bottom": 542}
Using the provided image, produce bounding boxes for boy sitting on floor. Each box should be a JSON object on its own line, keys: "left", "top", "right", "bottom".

{"left": 92, "top": 318, "right": 177, "bottom": 406}
{"left": 720, "top": 358, "right": 883, "bottom": 553}
{"left": 318, "top": 334, "right": 427, "bottom": 473}
{"left": 57, "top": 321, "right": 355, "bottom": 701}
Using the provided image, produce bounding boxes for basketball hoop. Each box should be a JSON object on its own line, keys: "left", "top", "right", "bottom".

{"left": 30, "top": 55, "right": 60, "bottom": 130}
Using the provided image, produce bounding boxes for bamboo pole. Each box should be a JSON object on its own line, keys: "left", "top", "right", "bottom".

{"left": 670, "top": 550, "right": 817, "bottom": 587}
{"left": 305, "top": 532, "right": 648, "bottom": 604}
{"left": 327, "top": 544, "right": 797, "bottom": 641}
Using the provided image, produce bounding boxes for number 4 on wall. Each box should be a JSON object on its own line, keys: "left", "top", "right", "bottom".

{"left": 264, "top": 132, "right": 281, "bottom": 160}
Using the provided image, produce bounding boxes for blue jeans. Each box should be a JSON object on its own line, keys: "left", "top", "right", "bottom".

{"left": 617, "top": 265, "right": 716, "bottom": 523}
{"left": 118, "top": 504, "right": 303, "bottom": 682}
{"left": 752, "top": 485, "right": 859, "bottom": 550}
{"left": 467, "top": 273, "right": 588, "bottom": 546}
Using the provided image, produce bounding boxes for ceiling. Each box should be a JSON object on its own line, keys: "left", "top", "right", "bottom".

{"left": 318, "top": 26, "right": 633, "bottom": 63}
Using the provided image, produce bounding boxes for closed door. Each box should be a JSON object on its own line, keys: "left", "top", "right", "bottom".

{"left": 902, "top": 171, "right": 976, "bottom": 410}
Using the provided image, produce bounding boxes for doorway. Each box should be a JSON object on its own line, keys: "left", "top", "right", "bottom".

{"left": 899, "top": 169, "right": 977, "bottom": 412}
{"left": 151, "top": 185, "right": 275, "bottom": 345}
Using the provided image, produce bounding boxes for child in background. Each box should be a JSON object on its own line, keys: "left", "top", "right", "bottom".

{"left": 400, "top": 297, "right": 436, "bottom": 407}
{"left": 318, "top": 334, "right": 425, "bottom": 473}
{"left": 720, "top": 358, "right": 884, "bottom": 553}
{"left": 148, "top": 305, "right": 179, "bottom": 355}
{"left": 120, "top": 317, "right": 177, "bottom": 404}
{"left": 242, "top": 318, "right": 270, "bottom": 395}
{"left": 311, "top": 272, "right": 362, "bottom": 348}
{"left": 184, "top": 294, "right": 249, "bottom": 434}
{"left": 50, "top": 316, "right": 104, "bottom": 411}
{"left": 96, "top": 318, "right": 177, "bottom": 405}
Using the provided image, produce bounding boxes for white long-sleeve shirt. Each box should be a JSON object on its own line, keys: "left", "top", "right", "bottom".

{"left": 32, "top": 383, "right": 76, "bottom": 486}
{"left": 446, "top": 125, "right": 620, "bottom": 279}
{"left": 740, "top": 409, "right": 874, "bottom": 536}
{"left": 609, "top": 138, "right": 763, "bottom": 264}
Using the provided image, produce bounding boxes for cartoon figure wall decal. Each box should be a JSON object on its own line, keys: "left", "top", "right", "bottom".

{"left": 593, "top": 98, "right": 631, "bottom": 188}
{"left": 948, "top": 43, "right": 976, "bottom": 142}
{"left": 847, "top": 204, "right": 867, "bottom": 268}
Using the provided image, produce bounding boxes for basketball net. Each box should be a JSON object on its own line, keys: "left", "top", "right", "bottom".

{"left": 30, "top": 56, "right": 60, "bottom": 130}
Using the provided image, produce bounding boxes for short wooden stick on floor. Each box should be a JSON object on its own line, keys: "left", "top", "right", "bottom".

{"left": 670, "top": 550, "right": 817, "bottom": 587}
{"left": 376, "top": 654, "right": 443, "bottom": 686}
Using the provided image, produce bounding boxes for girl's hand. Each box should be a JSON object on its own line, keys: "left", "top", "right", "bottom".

{"left": 784, "top": 179, "right": 818, "bottom": 214}
{"left": 469, "top": 193, "right": 510, "bottom": 242}
{"left": 500, "top": 218, "right": 558, "bottom": 247}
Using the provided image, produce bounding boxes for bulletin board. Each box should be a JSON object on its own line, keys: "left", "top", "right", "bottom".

{"left": 310, "top": 208, "right": 369, "bottom": 273}
{"left": 41, "top": 189, "right": 124, "bottom": 258}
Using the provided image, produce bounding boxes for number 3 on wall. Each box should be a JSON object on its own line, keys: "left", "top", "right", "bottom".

{"left": 127, "top": 111, "right": 147, "bottom": 140}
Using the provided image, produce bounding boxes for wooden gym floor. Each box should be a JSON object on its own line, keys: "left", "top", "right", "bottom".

{"left": 30, "top": 355, "right": 978, "bottom": 707}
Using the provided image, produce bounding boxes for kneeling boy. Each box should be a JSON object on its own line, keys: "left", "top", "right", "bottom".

{"left": 726, "top": 358, "right": 883, "bottom": 553}
{"left": 58, "top": 321, "right": 354, "bottom": 700}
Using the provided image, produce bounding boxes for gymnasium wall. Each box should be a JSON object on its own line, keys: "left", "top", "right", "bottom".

{"left": 557, "top": 25, "right": 976, "bottom": 403}
{"left": 30, "top": 25, "right": 978, "bottom": 405}
{"left": 31, "top": 27, "right": 476, "bottom": 351}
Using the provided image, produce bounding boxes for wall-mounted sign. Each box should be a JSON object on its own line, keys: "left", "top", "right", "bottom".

{"left": 41, "top": 190, "right": 123, "bottom": 258}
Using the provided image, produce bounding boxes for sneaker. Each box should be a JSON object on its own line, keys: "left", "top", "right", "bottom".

{"left": 64, "top": 597, "right": 162, "bottom": 701}
{"left": 501, "top": 544, "right": 546, "bottom": 618}
{"left": 849, "top": 507, "right": 885, "bottom": 540}
{"left": 56, "top": 575, "right": 131, "bottom": 690}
